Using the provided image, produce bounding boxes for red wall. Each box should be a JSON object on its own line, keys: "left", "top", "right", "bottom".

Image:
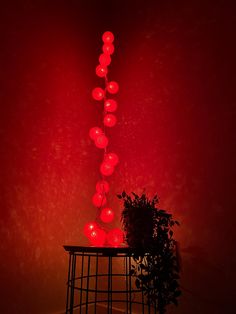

{"left": 0, "top": 1, "right": 235, "bottom": 313}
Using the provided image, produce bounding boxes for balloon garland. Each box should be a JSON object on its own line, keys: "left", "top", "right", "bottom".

{"left": 84, "top": 31, "right": 123, "bottom": 247}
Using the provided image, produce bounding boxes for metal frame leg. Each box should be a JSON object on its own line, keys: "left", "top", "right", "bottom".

{"left": 66, "top": 253, "right": 72, "bottom": 313}
{"left": 94, "top": 253, "right": 99, "bottom": 314}
{"left": 69, "top": 253, "right": 77, "bottom": 314}
{"left": 79, "top": 253, "right": 84, "bottom": 314}
{"left": 128, "top": 256, "right": 132, "bottom": 314}
{"left": 125, "top": 257, "right": 129, "bottom": 314}
{"left": 107, "top": 256, "right": 112, "bottom": 313}
{"left": 85, "top": 255, "right": 91, "bottom": 314}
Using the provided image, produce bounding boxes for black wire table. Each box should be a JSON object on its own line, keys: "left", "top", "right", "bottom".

{"left": 64, "top": 245, "right": 156, "bottom": 314}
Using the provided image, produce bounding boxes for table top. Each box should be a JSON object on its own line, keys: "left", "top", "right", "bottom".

{"left": 64, "top": 245, "right": 130, "bottom": 253}
{"left": 63, "top": 245, "right": 148, "bottom": 256}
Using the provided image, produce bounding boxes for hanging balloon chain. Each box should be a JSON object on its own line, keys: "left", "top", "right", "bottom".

{"left": 84, "top": 31, "right": 123, "bottom": 247}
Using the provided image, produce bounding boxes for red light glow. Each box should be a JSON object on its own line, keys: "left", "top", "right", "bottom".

{"left": 103, "top": 114, "right": 117, "bottom": 127}
{"left": 95, "top": 65, "right": 108, "bottom": 77}
{"left": 92, "top": 87, "right": 105, "bottom": 100}
{"left": 104, "top": 99, "right": 117, "bottom": 112}
{"left": 96, "top": 180, "right": 110, "bottom": 194}
{"left": 102, "top": 31, "right": 114, "bottom": 43}
{"left": 94, "top": 134, "right": 108, "bottom": 148}
{"left": 106, "top": 81, "right": 119, "bottom": 94}
{"left": 84, "top": 222, "right": 98, "bottom": 237}
{"left": 1, "top": 4, "right": 233, "bottom": 313}
{"left": 92, "top": 192, "right": 107, "bottom": 208}
{"left": 100, "top": 161, "right": 114, "bottom": 176}
{"left": 89, "top": 228, "right": 106, "bottom": 246}
{"left": 89, "top": 127, "right": 103, "bottom": 140}
{"left": 87, "top": 31, "right": 119, "bottom": 246}
{"left": 102, "top": 43, "right": 115, "bottom": 55}
{"left": 99, "top": 53, "right": 111, "bottom": 66}
{"left": 104, "top": 153, "right": 119, "bottom": 166}
{"left": 100, "top": 207, "right": 115, "bottom": 223}
{"left": 107, "top": 228, "right": 124, "bottom": 247}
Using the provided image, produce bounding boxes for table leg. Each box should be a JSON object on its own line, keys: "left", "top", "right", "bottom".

{"left": 128, "top": 256, "right": 132, "bottom": 314}
{"left": 79, "top": 253, "right": 84, "bottom": 314}
{"left": 94, "top": 253, "right": 98, "bottom": 314}
{"left": 66, "top": 253, "right": 72, "bottom": 313}
{"left": 85, "top": 255, "right": 91, "bottom": 314}
{"left": 69, "top": 253, "right": 77, "bottom": 314}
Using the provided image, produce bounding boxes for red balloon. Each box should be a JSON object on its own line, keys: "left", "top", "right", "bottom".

{"left": 92, "top": 192, "right": 107, "bottom": 208}
{"left": 104, "top": 99, "right": 117, "bottom": 112}
{"left": 89, "top": 127, "right": 103, "bottom": 141}
{"left": 96, "top": 65, "right": 108, "bottom": 77}
{"left": 100, "top": 161, "right": 114, "bottom": 176}
{"left": 94, "top": 134, "right": 108, "bottom": 149}
{"left": 104, "top": 153, "right": 119, "bottom": 166}
{"left": 104, "top": 114, "right": 117, "bottom": 127}
{"left": 99, "top": 53, "right": 111, "bottom": 66}
{"left": 89, "top": 228, "right": 106, "bottom": 246}
{"left": 92, "top": 87, "right": 105, "bottom": 101}
{"left": 102, "top": 31, "right": 114, "bottom": 43}
{"left": 96, "top": 180, "right": 110, "bottom": 194}
{"left": 107, "top": 228, "right": 124, "bottom": 247}
{"left": 106, "top": 81, "right": 119, "bottom": 94}
{"left": 84, "top": 221, "right": 98, "bottom": 237}
{"left": 102, "top": 43, "right": 115, "bottom": 55}
{"left": 100, "top": 207, "right": 115, "bottom": 223}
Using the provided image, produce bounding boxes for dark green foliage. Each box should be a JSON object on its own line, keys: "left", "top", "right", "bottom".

{"left": 118, "top": 191, "right": 181, "bottom": 314}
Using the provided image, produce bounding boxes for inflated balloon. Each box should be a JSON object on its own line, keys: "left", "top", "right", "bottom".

{"left": 94, "top": 134, "right": 108, "bottom": 149}
{"left": 92, "top": 87, "right": 105, "bottom": 100}
{"left": 104, "top": 114, "right": 117, "bottom": 127}
{"left": 104, "top": 99, "right": 117, "bottom": 112}
{"left": 92, "top": 192, "right": 107, "bottom": 208}
{"left": 102, "top": 43, "right": 115, "bottom": 55}
{"left": 106, "top": 81, "right": 119, "bottom": 94}
{"left": 107, "top": 228, "right": 124, "bottom": 247}
{"left": 100, "top": 161, "right": 114, "bottom": 176}
{"left": 99, "top": 53, "right": 111, "bottom": 66}
{"left": 96, "top": 180, "right": 110, "bottom": 194}
{"left": 89, "top": 228, "right": 106, "bottom": 246}
{"left": 89, "top": 127, "right": 103, "bottom": 141}
{"left": 102, "top": 31, "right": 114, "bottom": 44}
{"left": 100, "top": 207, "right": 115, "bottom": 223}
{"left": 84, "top": 221, "right": 98, "bottom": 237}
{"left": 104, "top": 152, "right": 119, "bottom": 166}
{"left": 96, "top": 65, "right": 107, "bottom": 77}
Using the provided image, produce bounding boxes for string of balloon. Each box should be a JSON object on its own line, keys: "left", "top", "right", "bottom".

{"left": 83, "top": 31, "right": 124, "bottom": 247}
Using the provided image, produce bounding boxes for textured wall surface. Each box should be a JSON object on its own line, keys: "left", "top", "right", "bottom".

{"left": 0, "top": 0, "right": 235, "bottom": 313}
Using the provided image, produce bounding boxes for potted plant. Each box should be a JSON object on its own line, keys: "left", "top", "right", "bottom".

{"left": 118, "top": 191, "right": 181, "bottom": 314}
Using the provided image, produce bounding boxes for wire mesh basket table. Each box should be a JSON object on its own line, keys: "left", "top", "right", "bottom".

{"left": 64, "top": 245, "right": 157, "bottom": 314}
